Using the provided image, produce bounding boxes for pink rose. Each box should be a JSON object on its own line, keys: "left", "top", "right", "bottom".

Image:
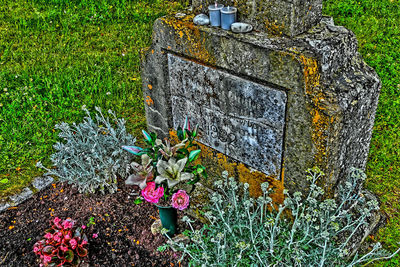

{"left": 64, "top": 234, "right": 71, "bottom": 240}
{"left": 81, "top": 225, "right": 86, "bottom": 229}
{"left": 141, "top": 182, "right": 164, "bottom": 204}
{"left": 81, "top": 240, "right": 88, "bottom": 245}
{"left": 171, "top": 190, "right": 190, "bottom": 210}
{"left": 92, "top": 233, "right": 98, "bottom": 239}
{"left": 60, "top": 245, "right": 68, "bottom": 252}
{"left": 69, "top": 239, "right": 78, "bottom": 249}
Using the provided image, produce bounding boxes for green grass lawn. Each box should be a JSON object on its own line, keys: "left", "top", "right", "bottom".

{"left": 0, "top": 0, "right": 181, "bottom": 198}
{"left": 0, "top": 0, "right": 399, "bottom": 264}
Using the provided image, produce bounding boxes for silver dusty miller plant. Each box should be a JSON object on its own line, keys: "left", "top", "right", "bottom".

{"left": 167, "top": 167, "right": 400, "bottom": 266}
{"left": 37, "top": 107, "right": 136, "bottom": 194}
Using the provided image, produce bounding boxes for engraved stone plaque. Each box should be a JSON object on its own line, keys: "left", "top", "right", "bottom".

{"left": 168, "top": 54, "right": 287, "bottom": 177}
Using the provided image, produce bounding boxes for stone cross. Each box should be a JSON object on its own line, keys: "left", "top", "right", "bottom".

{"left": 192, "top": 0, "right": 323, "bottom": 36}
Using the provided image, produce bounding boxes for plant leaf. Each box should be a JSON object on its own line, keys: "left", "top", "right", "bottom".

{"left": 0, "top": 178, "right": 9, "bottom": 184}
{"left": 187, "top": 176, "right": 200, "bottom": 185}
{"left": 42, "top": 245, "right": 55, "bottom": 255}
{"left": 188, "top": 149, "right": 201, "bottom": 162}
{"left": 134, "top": 197, "right": 143, "bottom": 205}
{"left": 150, "top": 132, "right": 157, "bottom": 143}
{"left": 183, "top": 116, "right": 190, "bottom": 131}
{"left": 65, "top": 249, "right": 74, "bottom": 262}
{"left": 74, "top": 228, "right": 81, "bottom": 238}
{"left": 177, "top": 127, "right": 184, "bottom": 141}
{"left": 77, "top": 245, "right": 88, "bottom": 257}
{"left": 122, "top": 145, "right": 143, "bottom": 156}
{"left": 142, "top": 130, "right": 152, "bottom": 142}
{"left": 193, "top": 125, "right": 198, "bottom": 138}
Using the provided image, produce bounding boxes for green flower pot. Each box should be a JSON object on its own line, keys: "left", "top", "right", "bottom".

{"left": 156, "top": 205, "right": 177, "bottom": 237}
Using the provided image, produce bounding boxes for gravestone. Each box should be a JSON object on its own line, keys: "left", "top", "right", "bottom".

{"left": 140, "top": 0, "right": 381, "bottom": 203}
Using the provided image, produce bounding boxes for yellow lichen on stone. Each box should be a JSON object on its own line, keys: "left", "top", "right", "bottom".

{"left": 264, "top": 18, "right": 284, "bottom": 36}
{"left": 299, "top": 55, "right": 330, "bottom": 168}
{"left": 237, "top": 163, "right": 284, "bottom": 204}
{"left": 299, "top": 55, "right": 320, "bottom": 92}
{"left": 160, "top": 16, "right": 215, "bottom": 65}
{"left": 145, "top": 96, "right": 154, "bottom": 106}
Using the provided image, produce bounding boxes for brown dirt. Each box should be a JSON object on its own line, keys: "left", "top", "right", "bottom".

{"left": 0, "top": 180, "right": 199, "bottom": 266}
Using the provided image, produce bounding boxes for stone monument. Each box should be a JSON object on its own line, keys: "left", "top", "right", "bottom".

{"left": 140, "top": 0, "right": 381, "bottom": 206}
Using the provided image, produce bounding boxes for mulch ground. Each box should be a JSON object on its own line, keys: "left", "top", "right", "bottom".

{"left": 0, "top": 180, "right": 199, "bottom": 266}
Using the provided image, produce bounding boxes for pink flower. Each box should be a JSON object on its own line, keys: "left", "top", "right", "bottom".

{"left": 62, "top": 219, "right": 74, "bottom": 229}
{"left": 81, "top": 225, "right": 86, "bottom": 229}
{"left": 53, "top": 234, "right": 61, "bottom": 243}
{"left": 53, "top": 217, "right": 62, "bottom": 226}
{"left": 44, "top": 233, "right": 53, "bottom": 239}
{"left": 92, "top": 233, "right": 98, "bottom": 239}
{"left": 59, "top": 245, "right": 68, "bottom": 252}
{"left": 64, "top": 234, "right": 71, "bottom": 240}
{"left": 43, "top": 255, "right": 52, "bottom": 263}
{"left": 171, "top": 190, "right": 190, "bottom": 210}
{"left": 69, "top": 239, "right": 78, "bottom": 249}
{"left": 141, "top": 182, "right": 164, "bottom": 204}
{"left": 81, "top": 240, "right": 88, "bottom": 245}
{"left": 33, "top": 246, "right": 41, "bottom": 253}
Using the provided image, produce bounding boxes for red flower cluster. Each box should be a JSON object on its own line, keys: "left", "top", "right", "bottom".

{"left": 33, "top": 217, "right": 88, "bottom": 267}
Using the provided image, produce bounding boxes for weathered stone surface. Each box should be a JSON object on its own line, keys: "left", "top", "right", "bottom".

{"left": 10, "top": 187, "right": 33, "bottom": 206}
{"left": 142, "top": 15, "right": 381, "bottom": 197}
{"left": 352, "top": 191, "right": 386, "bottom": 255}
{"left": 151, "top": 219, "right": 163, "bottom": 235}
{"left": 231, "top": 22, "right": 253, "bottom": 33}
{"left": 175, "top": 12, "right": 187, "bottom": 18}
{"left": 168, "top": 54, "right": 286, "bottom": 176}
{"left": 32, "top": 176, "right": 54, "bottom": 191}
{"left": 192, "top": 0, "right": 323, "bottom": 36}
{"left": 0, "top": 202, "right": 10, "bottom": 213}
{"left": 193, "top": 14, "right": 210, "bottom": 25}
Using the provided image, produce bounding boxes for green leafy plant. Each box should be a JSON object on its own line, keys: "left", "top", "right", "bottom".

{"left": 36, "top": 107, "right": 136, "bottom": 194}
{"left": 157, "top": 244, "right": 168, "bottom": 252}
{"left": 123, "top": 118, "right": 207, "bottom": 209}
{"left": 167, "top": 168, "right": 400, "bottom": 266}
